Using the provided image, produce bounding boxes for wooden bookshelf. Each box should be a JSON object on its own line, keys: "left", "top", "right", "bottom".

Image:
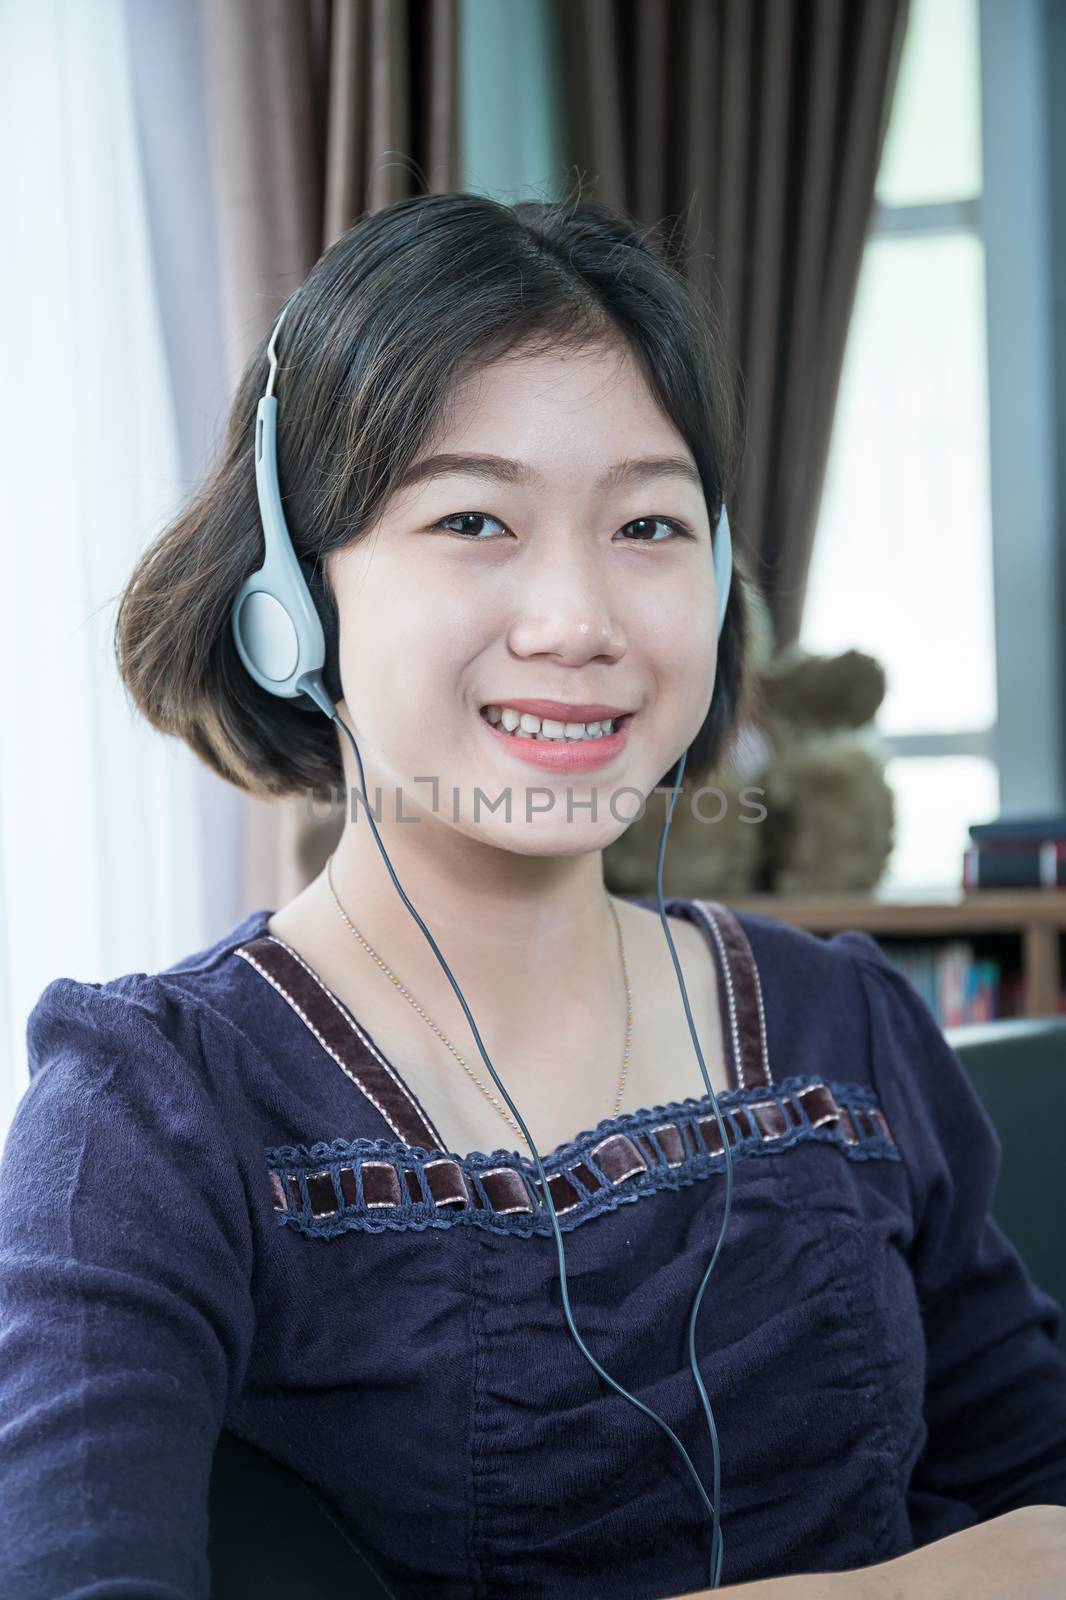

{"left": 728, "top": 888, "right": 1066, "bottom": 1019}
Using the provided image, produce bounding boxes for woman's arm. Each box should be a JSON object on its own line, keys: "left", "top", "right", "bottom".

{"left": 672, "top": 936, "right": 1066, "bottom": 1600}
{"left": 671, "top": 1504, "right": 1066, "bottom": 1599}
{"left": 0, "top": 977, "right": 257, "bottom": 1598}
{"left": 839, "top": 933, "right": 1066, "bottom": 1517}
{"left": 665, "top": 1568, "right": 864, "bottom": 1593}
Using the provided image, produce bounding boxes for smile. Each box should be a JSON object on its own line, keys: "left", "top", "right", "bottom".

{"left": 480, "top": 705, "right": 626, "bottom": 742}
{"left": 478, "top": 703, "right": 634, "bottom": 773}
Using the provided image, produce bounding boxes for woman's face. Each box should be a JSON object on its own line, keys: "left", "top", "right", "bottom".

{"left": 328, "top": 339, "right": 719, "bottom": 855}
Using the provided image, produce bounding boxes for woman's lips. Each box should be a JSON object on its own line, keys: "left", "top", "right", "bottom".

{"left": 479, "top": 711, "right": 634, "bottom": 773}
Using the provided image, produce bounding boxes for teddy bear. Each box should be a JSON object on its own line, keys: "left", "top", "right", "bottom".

{"left": 603, "top": 581, "right": 896, "bottom": 900}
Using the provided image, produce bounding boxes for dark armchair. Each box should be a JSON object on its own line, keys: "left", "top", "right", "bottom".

{"left": 945, "top": 1015, "right": 1066, "bottom": 1351}
{"left": 207, "top": 1429, "right": 394, "bottom": 1598}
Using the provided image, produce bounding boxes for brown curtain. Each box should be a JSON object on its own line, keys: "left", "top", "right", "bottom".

{"left": 199, "top": 0, "right": 459, "bottom": 912}
{"left": 556, "top": 0, "right": 910, "bottom": 651}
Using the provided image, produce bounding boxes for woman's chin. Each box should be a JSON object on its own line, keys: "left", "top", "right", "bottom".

{"left": 467, "top": 820, "right": 629, "bottom": 859}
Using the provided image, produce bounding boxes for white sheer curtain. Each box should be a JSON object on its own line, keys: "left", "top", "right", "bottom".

{"left": 0, "top": 0, "right": 245, "bottom": 1141}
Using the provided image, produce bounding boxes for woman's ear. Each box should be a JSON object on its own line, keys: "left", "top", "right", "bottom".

{"left": 298, "top": 556, "right": 344, "bottom": 707}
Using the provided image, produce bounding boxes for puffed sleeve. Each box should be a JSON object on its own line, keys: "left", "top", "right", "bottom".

{"left": 0, "top": 976, "right": 258, "bottom": 1599}
{"left": 835, "top": 930, "right": 1066, "bottom": 1524}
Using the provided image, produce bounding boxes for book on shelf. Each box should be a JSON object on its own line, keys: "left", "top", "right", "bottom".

{"left": 962, "top": 839, "right": 1066, "bottom": 891}
{"left": 969, "top": 813, "right": 1066, "bottom": 842}
{"left": 878, "top": 938, "right": 1007, "bottom": 1027}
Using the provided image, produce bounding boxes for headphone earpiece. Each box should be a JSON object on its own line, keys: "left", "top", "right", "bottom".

{"left": 230, "top": 373, "right": 334, "bottom": 714}
{"left": 298, "top": 558, "right": 343, "bottom": 708}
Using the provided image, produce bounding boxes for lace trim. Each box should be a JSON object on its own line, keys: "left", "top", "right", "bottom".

{"left": 264, "top": 1073, "right": 899, "bottom": 1240}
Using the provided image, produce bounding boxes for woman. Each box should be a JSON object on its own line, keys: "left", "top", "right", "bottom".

{"left": 1, "top": 191, "right": 1064, "bottom": 1600}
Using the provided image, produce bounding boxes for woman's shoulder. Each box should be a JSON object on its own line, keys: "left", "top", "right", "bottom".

{"left": 724, "top": 902, "right": 986, "bottom": 1168}
{"left": 718, "top": 897, "right": 888, "bottom": 978}
{"left": 623, "top": 896, "right": 991, "bottom": 1205}
{"left": 629, "top": 892, "right": 892, "bottom": 1068}
{"left": 627, "top": 890, "right": 886, "bottom": 979}
{"left": 24, "top": 908, "right": 275, "bottom": 1105}
{"left": 728, "top": 900, "right": 939, "bottom": 1075}
{"left": 736, "top": 903, "right": 904, "bottom": 1024}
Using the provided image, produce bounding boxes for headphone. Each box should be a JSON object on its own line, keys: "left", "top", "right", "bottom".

{"left": 232, "top": 296, "right": 737, "bottom": 1590}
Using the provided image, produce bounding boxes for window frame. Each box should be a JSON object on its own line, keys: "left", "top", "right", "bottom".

{"left": 815, "top": 0, "right": 1062, "bottom": 821}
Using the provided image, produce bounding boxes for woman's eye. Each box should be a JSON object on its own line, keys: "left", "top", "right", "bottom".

{"left": 432, "top": 512, "right": 508, "bottom": 540}
{"left": 431, "top": 513, "right": 692, "bottom": 542}
{"left": 616, "top": 517, "right": 690, "bottom": 542}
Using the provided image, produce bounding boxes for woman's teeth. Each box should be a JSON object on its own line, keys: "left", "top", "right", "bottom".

{"left": 481, "top": 706, "right": 622, "bottom": 741}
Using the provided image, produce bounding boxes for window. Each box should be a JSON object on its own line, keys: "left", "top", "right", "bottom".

{"left": 800, "top": 0, "right": 998, "bottom": 893}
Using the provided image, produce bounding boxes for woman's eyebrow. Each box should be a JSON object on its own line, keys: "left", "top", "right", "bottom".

{"left": 393, "top": 452, "right": 702, "bottom": 493}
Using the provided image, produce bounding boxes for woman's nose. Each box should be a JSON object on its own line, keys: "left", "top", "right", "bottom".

{"left": 505, "top": 548, "right": 627, "bottom": 666}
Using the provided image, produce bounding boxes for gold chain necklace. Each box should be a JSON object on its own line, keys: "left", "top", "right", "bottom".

{"left": 325, "top": 852, "right": 633, "bottom": 1142}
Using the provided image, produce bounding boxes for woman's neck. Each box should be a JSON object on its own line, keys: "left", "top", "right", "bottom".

{"left": 296, "top": 807, "right": 624, "bottom": 1052}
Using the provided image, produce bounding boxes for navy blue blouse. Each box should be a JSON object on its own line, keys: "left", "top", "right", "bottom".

{"left": 1, "top": 897, "right": 1065, "bottom": 1600}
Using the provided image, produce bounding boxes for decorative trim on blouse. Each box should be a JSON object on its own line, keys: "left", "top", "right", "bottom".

{"left": 262, "top": 1075, "right": 900, "bottom": 1240}
{"left": 240, "top": 900, "right": 894, "bottom": 1237}
{"left": 236, "top": 897, "right": 772, "bottom": 1160}
{"left": 685, "top": 898, "right": 772, "bottom": 1091}
{"left": 236, "top": 934, "right": 447, "bottom": 1151}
